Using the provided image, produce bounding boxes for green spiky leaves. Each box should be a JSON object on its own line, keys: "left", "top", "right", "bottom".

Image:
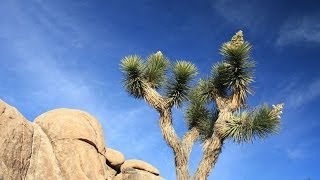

{"left": 144, "top": 51, "right": 169, "bottom": 88}
{"left": 195, "top": 79, "right": 216, "bottom": 103}
{"left": 120, "top": 55, "right": 145, "bottom": 98}
{"left": 210, "top": 62, "right": 231, "bottom": 97}
{"left": 186, "top": 87, "right": 218, "bottom": 142}
{"left": 222, "top": 104, "right": 283, "bottom": 143}
{"left": 120, "top": 52, "right": 197, "bottom": 108}
{"left": 166, "top": 61, "right": 198, "bottom": 107}
{"left": 208, "top": 42, "right": 255, "bottom": 107}
{"left": 221, "top": 42, "right": 255, "bottom": 105}
{"left": 120, "top": 52, "right": 169, "bottom": 98}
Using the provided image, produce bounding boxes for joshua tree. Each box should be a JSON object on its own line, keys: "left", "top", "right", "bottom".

{"left": 120, "top": 31, "right": 284, "bottom": 180}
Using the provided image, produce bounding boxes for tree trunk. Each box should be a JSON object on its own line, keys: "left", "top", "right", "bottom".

{"left": 160, "top": 109, "right": 190, "bottom": 180}
{"left": 182, "top": 127, "right": 200, "bottom": 159}
{"left": 193, "top": 109, "right": 230, "bottom": 180}
{"left": 143, "top": 83, "right": 191, "bottom": 179}
{"left": 193, "top": 135, "right": 223, "bottom": 180}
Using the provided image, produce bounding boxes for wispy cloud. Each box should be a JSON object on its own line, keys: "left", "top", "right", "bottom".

{"left": 212, "top": 0, "right": 266, "bottom": 30}
{"left": 284, "top": 78, "right": 320, "bottom": 109}
{"left": 269, "top": 76, "right": 320, "bottom": 110}
{"left": 286, "top": 148, "right": 305, "bottom": 160}
{"left": 284, "top": 138, "right": 320, "bottom": 160}
{"left": 276, "top": 15, "right": 320, "bottom": 46}
{"left": 0, "top": 1, "right": 97, "bottom": 114}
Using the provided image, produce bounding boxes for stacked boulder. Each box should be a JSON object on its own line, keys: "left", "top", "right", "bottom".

{"left": 114, "top": 159, "right": 161, "bottom": 180}
{"left": 0, "top": 100, "right": 164, "bottom": 180}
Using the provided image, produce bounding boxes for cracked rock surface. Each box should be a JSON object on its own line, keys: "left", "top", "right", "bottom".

{"left": 0, "top": 100, "right": 33, "bottom": 180}
{"left": 0, "top": 100, "right": 163, "bottom": 180}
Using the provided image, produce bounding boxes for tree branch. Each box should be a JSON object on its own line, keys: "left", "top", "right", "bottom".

{"left": 143, "top": 82, "right": 167, "bottom": 112}
{"left": 193, "top": 110, "right": 231, "bottom": 179}
{"left": 143, "top": 83, "right": 190, "bottom": 179}
{"left": 159, "top": 109, "right": 190, "bottom": 179}
{"left": 182, "top": 127, "right": 200, "bottom": 159}
{"left": 193, "top": 135, "right": 223, "bottom": 180}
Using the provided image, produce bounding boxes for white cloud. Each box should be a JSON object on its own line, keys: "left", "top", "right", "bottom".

{"left": 284, "top": 139, "right": 320, "bottom": 160}
{"left": 286, "top": 148, "right": 305, "bottom": 160}
{"left": 212, "top": 0, "right": 266, "bottom": 30}
{"left": 0, "top": 0, "right": 104, "bottom": 109}
{"left": 285, "top": 78, "right": 320, "bottom": 109}
{"left": 270, "top": 77, "right": 320, "bottom": 110}
{"left": 277, "top": 15, "right": 320, "bottom": 46}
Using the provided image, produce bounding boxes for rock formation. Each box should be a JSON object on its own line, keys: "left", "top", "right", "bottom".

{"left": 0, "top": 99, "right": 164, "bottom": 180}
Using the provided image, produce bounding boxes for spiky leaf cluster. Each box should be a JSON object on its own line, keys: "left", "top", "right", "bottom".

{"left": 222, "top": 104, "right": 283, "bottom": 143}
{"left": 197, "top": 110, "right": 218, "bottom": 142}
{"left": 192, "top": 78, "right": 215, "bottom": 104}
{"left": 144, "top": 51, "right": 170, "bottom": 88}
{"left": 120, "top": 55, "right": 145, "bottom": 98}
{"left": 200, "top": 42, "right": 255, "bottom": 107}
{"left": 186, "top": 87, "right": 218, "bottom": 142}
{"left": 166, "top": 61, "right": 198, "bottom": 107}
{"left": 121, "top": 52, "right": 197, "bottom": 107}
{"left": 220, "top": 42, "right": 255, "bottom": 105}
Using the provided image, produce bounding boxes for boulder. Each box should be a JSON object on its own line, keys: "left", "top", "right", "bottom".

{"left": 115, "top": 169, "right": 164, "bottom": 180}
{"left": 0, "top": 99, "right": 164, "bottom": 180}
{"left": 34, "top": 108, "right": 116, "bottom": 180}
{"left": 25, "top": 123, "right": 63, "bottom": 180}
{"left": 0, "top": 100, "right": 33, "bottom": 180}
{"left": 121, "top": 159, "right": 160, "bottom": 176}
{"left": 34, "top": 108, "right": 106, "bottom": 153}
{"left": 105, "top": 148, "right": 125, "bottom": 168}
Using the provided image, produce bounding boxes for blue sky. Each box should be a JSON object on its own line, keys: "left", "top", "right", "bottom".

{"left": 0, "top": 0, "right": 319, "bottom": 179}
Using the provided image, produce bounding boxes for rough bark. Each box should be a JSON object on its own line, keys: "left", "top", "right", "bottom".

{"left": 193, "top": 135, "right": 223, "bottom": 180}
{"left": 182, "top": 127, "right": 200, "bottom": 159}
{"left": 143, "top": 83, "right": 166, "bottom": 111}
{"left": 143, "top": 83, "right": 191, "bottom": 180}
{"left": 160, "top": 109, "right": 190, "bottom": 180}
{"left": 193, "top": 104, "right": 232, "bottom": 180}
